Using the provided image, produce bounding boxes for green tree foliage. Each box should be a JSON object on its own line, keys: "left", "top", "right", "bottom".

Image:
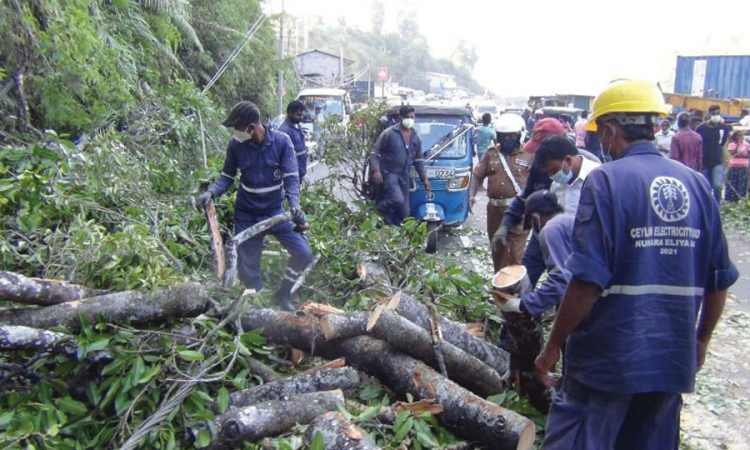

{"left": 308, "top": 12, "right": 485, "bottom": 94}
{"left": 0, "top": 0, "right": 296, "bottom": 135}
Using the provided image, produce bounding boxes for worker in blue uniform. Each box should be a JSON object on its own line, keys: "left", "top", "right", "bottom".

{"left": 494, "top": 190, "right": 574, "bottom": 318}
{"left": 534, "top": 80, "right": 739, "bottom": 449}
{"left": 370, "top": 105, "right": 431, "bottom": 225}
{"left": 196, "top": 101, "right": 313, "bottom": 311}
{"left": 277, "top": 100, "right": 308, "bottom": 180}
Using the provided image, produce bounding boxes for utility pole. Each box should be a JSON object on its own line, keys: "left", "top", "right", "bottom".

{"left": 367, "top": 63, "right": 371, "bottom": 101}
{"left": 276, "top": 0, "right": 285, "bottom": 117}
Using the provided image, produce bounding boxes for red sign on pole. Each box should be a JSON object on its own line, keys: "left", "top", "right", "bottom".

{"left": 377, "top": 67, "right": 388, "bottom": 82}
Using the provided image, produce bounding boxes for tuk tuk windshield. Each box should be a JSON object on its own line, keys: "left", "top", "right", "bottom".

{"left": 416, "top": 117, "right": 468, "bottom": 159}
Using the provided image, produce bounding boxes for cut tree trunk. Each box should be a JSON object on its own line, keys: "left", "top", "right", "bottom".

{"left": 0, "top": 282, "right": 213, "bottom": 333}
{"left": 319, "top": 310, "right": 505, "bottom": 397}
{"left": 395, "top": 293, "right": 509, "bottom": 376}
{"left": 216, "top": 389, "right": 344, "bottom": 443}
{"left": 240, "top": 308, "right": 534, "bottom": 450}
{"left": 0, "top": 325, "right": 76, "bottom": 356}
{"left": 330, "top": 336, "right": 535, "bottom": 450}
{"left": 0, "top": 271, "right": 106, "bottom": 306}
{"left": 203, "top": 200, "right": 225, "bottom": 280}
{"left": 493, "top": 265, "right": 550, "bottom": 413}
{"left": 304, "top": 412, "right": 381, "bottom": 450}
{"left": 229, "top": 367, "right": 360, "bottom": 408}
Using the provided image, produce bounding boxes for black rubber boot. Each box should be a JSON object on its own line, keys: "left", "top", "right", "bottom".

{"left": 274, "top": 280, "right": 296, "bottom": 312}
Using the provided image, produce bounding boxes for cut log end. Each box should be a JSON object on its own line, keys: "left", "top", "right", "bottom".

{"left": 492, "top": 265, "right": 527, "bottom": 291}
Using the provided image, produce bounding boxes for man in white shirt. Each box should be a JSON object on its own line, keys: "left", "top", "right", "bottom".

{"left": 654, "top": 119, "right": 675, "bottom": 157}
{"left": 740, "top": 109, "right": 750, "bottom": 127}
{"left": 532, "top": 135, "right": 601, "bottom": 216}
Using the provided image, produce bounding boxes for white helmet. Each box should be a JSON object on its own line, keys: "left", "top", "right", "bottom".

{"left": 493, "top": 113, "right": 527, "bottom": 141}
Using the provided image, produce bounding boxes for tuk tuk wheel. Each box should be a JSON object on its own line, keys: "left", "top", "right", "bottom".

{"left": 426, "top": 221, "right": 440, "bottom": 254}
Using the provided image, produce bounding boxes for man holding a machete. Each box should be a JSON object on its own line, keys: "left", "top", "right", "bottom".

{"left": 196, "top": 101, "right": 313, "bottom": 311}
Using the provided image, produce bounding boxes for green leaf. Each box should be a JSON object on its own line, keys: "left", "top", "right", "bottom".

{"left": 195, "top": 429, "right": 210, "bottom": 448}
{"left": 178, "top": 350, "right": 205, "bottom": 361}
{"left": 139, "top": 363, "right": 161, "bottom": 384}
{"left": 357, "top": 405, "right": 381, "bottom": 422}
{"left": 47, "top": 424, "right": 60, "bottom": 437}
{"left": 87, "top": 338, "right": 111, "bottom": 353}
{"left": 393, "top": 417, "right": 413, "bottom": 444}
{"left": 415, "top": 430, "right": 439, "bottom": 448}
{"left": 217, "top": 387, "right": 229, "bottom": 413}
{"left": 359, "top": 386, "right": 383, "bottom": 401}
{"left": 310, "top": 431, "right": 326, "bottom": 450}
{"left": 56, "top": 397, "right": 88, "bottom": 416}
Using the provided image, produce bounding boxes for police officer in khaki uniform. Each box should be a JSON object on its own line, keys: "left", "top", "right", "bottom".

{"left": 470, "top": 114, "right": 532, "bottom": 271}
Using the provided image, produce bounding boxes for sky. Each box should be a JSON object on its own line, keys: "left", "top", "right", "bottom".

{"left": 268, "top": 0, "right": 750, "bottom": 97}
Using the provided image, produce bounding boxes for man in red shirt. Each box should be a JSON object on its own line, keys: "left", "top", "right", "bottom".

{"left": 669, "top": 112, "right": 703, "bottom": 171}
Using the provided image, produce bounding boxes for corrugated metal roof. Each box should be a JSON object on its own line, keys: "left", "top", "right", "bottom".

{"left": 674, "top": 55, "right": 750, "bottom": 99}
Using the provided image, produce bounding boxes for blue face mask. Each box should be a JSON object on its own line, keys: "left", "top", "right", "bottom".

{"left": 550, "top": 161, "right": 573, "bottom": 185}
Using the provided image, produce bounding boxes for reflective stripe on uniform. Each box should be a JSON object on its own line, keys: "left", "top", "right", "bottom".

{"left": 240, "top": 182, "right": 282, "bottom": 194}
{"left": 601, "top": 284, "right": 704, "bottom": 297}
{"left": 296, "top": 150, "right": 307, "bottom": 156}
{"left": 221, "top": 171, "right": 235, "bottom": 179}
{"left": 283, "top": 172, "right": 298, "bottom": 178}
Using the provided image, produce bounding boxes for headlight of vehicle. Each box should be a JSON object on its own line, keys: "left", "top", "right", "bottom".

{"left": 447, "top": 175, "right": 470, "bottom": 192}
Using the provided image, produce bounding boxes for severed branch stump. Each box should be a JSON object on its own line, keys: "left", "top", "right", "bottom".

{"left": 240, "top": 308, "right": 535, "bottom": 449}
{"left": 216, "top": 390, "right": 344, "bottom": 443}
{"left": 319, "top": 309, "right": 505, "bottom": 397}
{"left": 229, "top": 367, "right": 360, "bottom": 408}
{"left": 0, "top": 271, "right": 106, "bottom": 306}
{"left": 0, "top": 282, "right": 215, "bottom": 333}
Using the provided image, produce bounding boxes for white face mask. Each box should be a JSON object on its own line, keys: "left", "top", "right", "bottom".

{"left": 710, "top": 115, "right": 721, "bottom": 124}
{"left": 233, "top": 127, "right": 254, "bottom": 143}
{"left": 401, "top": 118, "right": 414, "bottom": 129}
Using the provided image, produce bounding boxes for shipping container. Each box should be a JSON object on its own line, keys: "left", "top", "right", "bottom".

{"left": 674, "top": 55, "right": 750, "bottom": 99}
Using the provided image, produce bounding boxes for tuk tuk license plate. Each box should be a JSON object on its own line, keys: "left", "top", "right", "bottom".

{"left": 411, "top": 167, "right": 455, "bottom": 179}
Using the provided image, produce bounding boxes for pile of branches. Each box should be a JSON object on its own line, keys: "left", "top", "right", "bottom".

{"left": 0, "top": 262, "right": 540, "bottom": 449}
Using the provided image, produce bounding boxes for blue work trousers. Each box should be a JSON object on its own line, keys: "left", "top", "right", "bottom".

{"left": 235, "top": 211, "right": 313, "bottom": 293}
{"left": 543, "top": 376, "right": 681, "bottom": 450}
{"left": 377, "top": 172, "right": 410, "bottom": 226}
{"left": 702, "top": 164, "right": 725, "bottom": 204}
{"left": 522, "top": 231, "right": 546, "bottom": 286}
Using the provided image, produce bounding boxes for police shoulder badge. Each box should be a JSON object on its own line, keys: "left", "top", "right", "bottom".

{"left": 650, "top": 177, "right": 690, "bottom": 222}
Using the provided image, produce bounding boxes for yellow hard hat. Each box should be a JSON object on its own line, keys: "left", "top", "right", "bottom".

{"left": 585, "top": 79, "right": 671, "bottom": 131}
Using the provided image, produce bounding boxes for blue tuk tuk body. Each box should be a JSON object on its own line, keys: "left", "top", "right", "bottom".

{"left": 408, "top": 105, "right": 475, "bottom": 251}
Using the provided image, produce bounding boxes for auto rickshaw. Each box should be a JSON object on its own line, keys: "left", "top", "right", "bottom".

{"left": 408, "top": 105, "right": 475, "bottom": 253}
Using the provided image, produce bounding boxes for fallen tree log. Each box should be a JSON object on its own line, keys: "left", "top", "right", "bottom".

{"left": 229, "top": 367, "right": 360, "bottom": 408}
{"left": 216, "top": 390, "right": 344, "bottom": 443}
{"left": 244, "top": 357, "right": 280, "bottom": 382}
{"left": 0, "top": 282, "right": 214, "bottom": 333}
{"left": 304, "top": 412, "right": 380, "bottom": 450}
{"left": 0, "top": 325, "right": 76, "bottom": 356}
{"left": 319, "top": 309, "right": 504, "bottom": 397}
{"left": 0, "top": 271, "right": 106, "bottom": 306}
{"left": 493, "top": 266, "right": 550, "bottom": 413}
{"left": 394, "top": 293, "right": 509, "bottom": 376}
{"left": 240, "top": 309, "right": 535, "bottom": 449}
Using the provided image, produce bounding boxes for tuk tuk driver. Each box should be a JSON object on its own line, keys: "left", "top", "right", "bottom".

{"left": 370, "top": 105, "right": 431, "bottom": 226}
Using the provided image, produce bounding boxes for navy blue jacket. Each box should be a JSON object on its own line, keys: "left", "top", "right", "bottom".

{"left": 371, "top": 125, "right": 427, "bottom": 179}
{"left": 521, "top": 214, "right": 574, "bottom": 317}
{"left": 277, "top": 118, "right": 307, "bottom": 179}
{"left": 565, "top": 141, "right": 738, "bottom": 394}
{"left": 208, "top": 127, "right": 300, "bottom": 219}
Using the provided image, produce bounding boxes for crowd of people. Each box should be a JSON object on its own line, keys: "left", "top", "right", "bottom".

{"left": 194, "top": 80, "right": 741, "bottom": 449}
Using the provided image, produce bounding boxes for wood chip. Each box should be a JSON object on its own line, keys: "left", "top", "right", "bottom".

{"left": 290, "top": 348, "right": 305, "bottom": 365}
{"left": 366, "top": 306, "right": 383, "bottom": 332}
{"left": 394, "top": 399, "right": 444, "bottom": 416}
{"left": 304, "top": 358, "right": 346, "bottom": 374}
{"left": 465, "top": 323, "right": 483, "bottom": 337}
{"left": 301, "top": 301, "right": 344, "bottom": 317}
{"left": 386, "top": 291, "right": 402, "bottom": 310}
{"left": 356, "top": 263, "right": 367, "bottom": 282}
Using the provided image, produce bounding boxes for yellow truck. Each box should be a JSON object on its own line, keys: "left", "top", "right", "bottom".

{"left": 663, "top": 93, "right": 750, "bottom": 118}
